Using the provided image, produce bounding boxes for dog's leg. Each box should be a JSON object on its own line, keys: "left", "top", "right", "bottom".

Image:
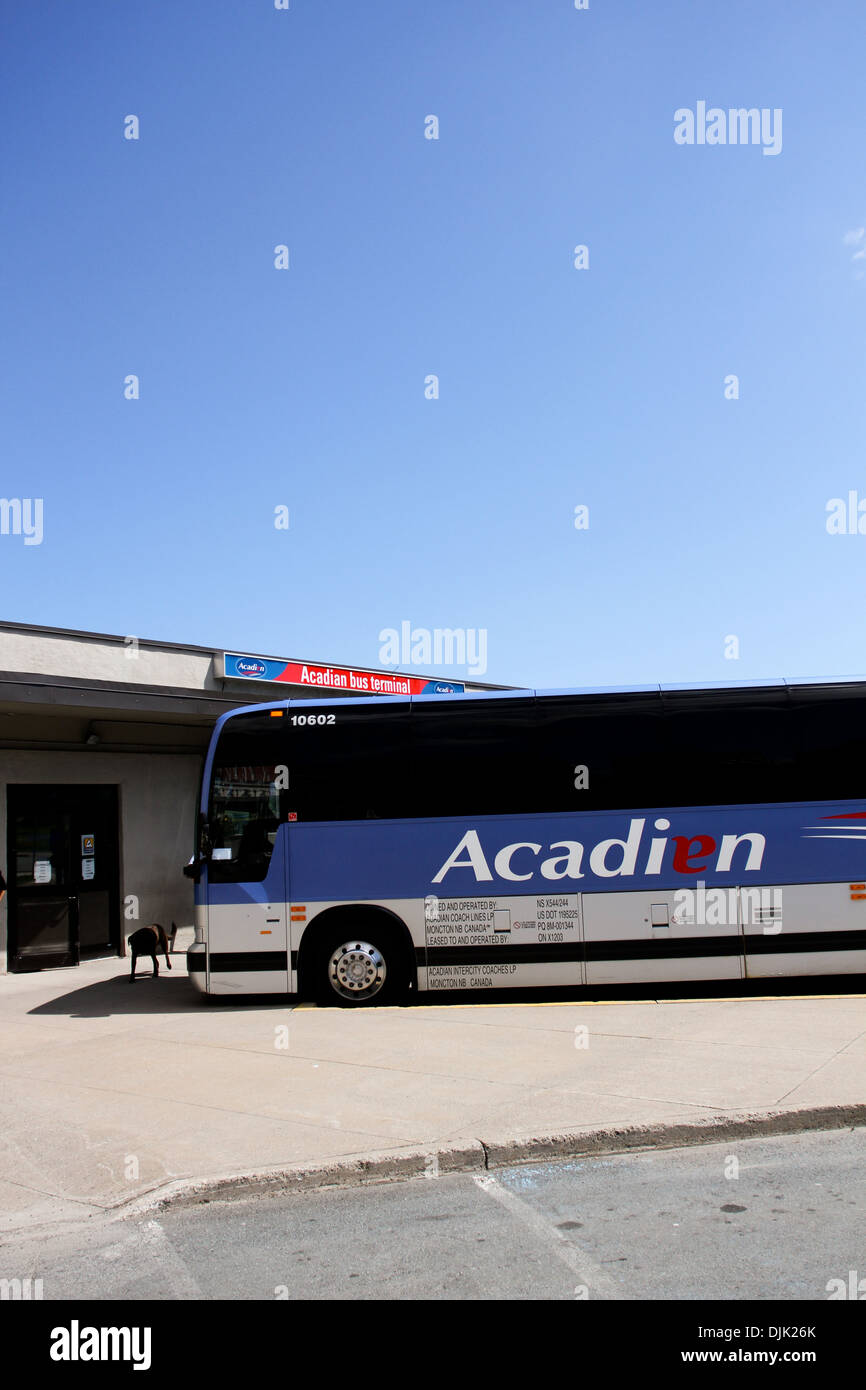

{"left": 152, "top": 953, "right": 159, "bottom": 978}
{"left": 130, "top": 953, "right": 137, "bottom": 983}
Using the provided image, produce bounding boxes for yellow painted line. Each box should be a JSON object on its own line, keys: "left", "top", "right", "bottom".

{"left": 430, "top": 995, "right": 866, "bottom": 1009}
{"left": 654, "top": 993, "right": 866, "bottom": 1003}
{"left": 294, "top": 993, "right": 866, "bottom": 1011}
{"left": 430, "top": 1000, "right": 645, "bottom": 1009}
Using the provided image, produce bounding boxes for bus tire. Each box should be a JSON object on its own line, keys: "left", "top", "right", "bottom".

{"left": 308, "top": 917, "right": 412, "bottom": 1007}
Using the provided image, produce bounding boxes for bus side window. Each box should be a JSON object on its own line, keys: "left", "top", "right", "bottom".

{"left": 287, "top": 705, "right": 412, "bottom": 822}
{"left": 410, "top": 698, "right": 535, "bottom": 817}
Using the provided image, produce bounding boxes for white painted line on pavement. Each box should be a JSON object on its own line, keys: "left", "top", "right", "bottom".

{"left": 93, "top": 1218, "right": 205, "bottom": 1299}
{"left": 135, "top": 1219, "right": 206, "bottom": 1300}
{"left": 472, "top": 1173, "right": 625, "bottom": 1300}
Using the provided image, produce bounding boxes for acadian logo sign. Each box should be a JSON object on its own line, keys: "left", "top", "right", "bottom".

{"left": 221, "top": 653, "right": 464, "bottom": 695}
{"left": 431, "top": 820, "right": 767, "bottom": 885}
{"left": 285, "top": 801, "right": 866, "bottom": 902}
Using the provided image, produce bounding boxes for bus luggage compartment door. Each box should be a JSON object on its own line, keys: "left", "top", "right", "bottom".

{"left": 582, "top": 888, "right": 744, "bottom": 986}
{"left": 742, "top": 881, "right": 866, "bottom": 978}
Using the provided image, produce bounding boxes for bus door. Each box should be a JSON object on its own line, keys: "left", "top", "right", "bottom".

{"left": 205, "top": 764, "right": 290, "bottom": 996}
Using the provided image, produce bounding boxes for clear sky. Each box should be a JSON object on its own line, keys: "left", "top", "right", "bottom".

{"left": 2, "top": 1, "right": 865, "bottom": 690}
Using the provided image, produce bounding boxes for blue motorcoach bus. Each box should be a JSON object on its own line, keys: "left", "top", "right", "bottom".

{"left": 185, "top": 679, "right": 866, "bottom": 1003}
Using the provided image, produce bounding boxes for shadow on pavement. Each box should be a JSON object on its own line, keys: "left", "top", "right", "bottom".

{"left": 26, "top": 972, "right": 864, "bottom": 1019}
{"left": 27, "top": 974, "right": 299, "bottom": 1019}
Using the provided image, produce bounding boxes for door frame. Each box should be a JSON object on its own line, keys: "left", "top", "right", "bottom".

{"left": 6, "top": 784, "right": 122, "bottom": 972}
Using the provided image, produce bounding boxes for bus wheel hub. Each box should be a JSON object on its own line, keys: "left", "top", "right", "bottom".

{"left": 329, "top": 941, "right": 386, "bottom": 999}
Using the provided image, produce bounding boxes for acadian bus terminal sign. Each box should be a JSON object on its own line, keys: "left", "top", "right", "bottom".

{"left": 218, "top": 653, "right": 465, "bottom": 696}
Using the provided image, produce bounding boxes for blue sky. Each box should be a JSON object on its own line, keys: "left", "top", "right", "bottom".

{"left": 2, "top": 0, "right": 866, "bottom": 690}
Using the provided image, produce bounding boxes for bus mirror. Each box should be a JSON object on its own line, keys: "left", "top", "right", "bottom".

{"left": 183, "top": 858, "right": 203, "bottom": 882}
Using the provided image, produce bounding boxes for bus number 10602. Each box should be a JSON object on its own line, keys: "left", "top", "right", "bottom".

{"left": 290, "top": 714, "right": 336, "bottom": 726}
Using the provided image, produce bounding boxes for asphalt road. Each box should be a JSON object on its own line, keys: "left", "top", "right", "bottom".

{"left": 2, "top": 1128, "right": 864, "bottom": 1301}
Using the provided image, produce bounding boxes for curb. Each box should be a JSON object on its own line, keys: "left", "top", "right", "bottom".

{"left": 116, "top": 1101, "right": 866, "bottom": 1218}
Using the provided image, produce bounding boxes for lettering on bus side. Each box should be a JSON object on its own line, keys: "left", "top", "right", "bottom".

{"left": 431, "top": 821, "right": 766, "bottom": 885}
{"left": 425, "top": 895, "right": 581, "bottom": 949}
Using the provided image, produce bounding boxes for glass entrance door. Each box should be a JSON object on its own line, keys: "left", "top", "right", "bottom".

{"left": 7, "top": 785, "right": 120, "bottom": 972}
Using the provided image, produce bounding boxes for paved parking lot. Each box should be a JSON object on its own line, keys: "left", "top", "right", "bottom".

{"left": 0, "top": 953, "right": 864, "bottom": 1232}
{"left": 2, "top": 1129, "right": 864, "bottom": 1302}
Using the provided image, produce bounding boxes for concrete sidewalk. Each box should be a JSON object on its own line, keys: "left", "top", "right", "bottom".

{"left": 0, "top": 951, "right": 864, "bottom": 1233}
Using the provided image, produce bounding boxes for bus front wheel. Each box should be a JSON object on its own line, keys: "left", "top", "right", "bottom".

{"left": 310, "top": 922, "right": 411, "bottom": 1007}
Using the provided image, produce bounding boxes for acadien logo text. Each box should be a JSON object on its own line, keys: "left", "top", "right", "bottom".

{"left": 674, "top": 102, "right": 782, "bottom": 156}
{"left": 432, "top": 819, "right": 766, "bottom": 885}
{"left": 50, "top": 1321, "right": 151, "bottom": 1371}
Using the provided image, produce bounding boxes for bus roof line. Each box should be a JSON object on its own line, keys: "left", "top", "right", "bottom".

{"left": 213, "top": 673, "right": 866, "bottom": 722}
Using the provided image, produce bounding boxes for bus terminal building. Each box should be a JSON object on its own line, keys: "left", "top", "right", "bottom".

{"left": 0, "top": 620, "right": 500, "bottom": 974}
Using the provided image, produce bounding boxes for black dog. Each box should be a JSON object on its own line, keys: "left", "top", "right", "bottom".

{"left": 128, "top": 923, "right": 173, "bottom": 982}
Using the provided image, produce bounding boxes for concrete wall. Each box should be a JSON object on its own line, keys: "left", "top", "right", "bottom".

{"left": 0, "top": 750, "right": 201, "bottom": 973}
{"left": 0, "top": 629, "right": 216, "bottom": 690}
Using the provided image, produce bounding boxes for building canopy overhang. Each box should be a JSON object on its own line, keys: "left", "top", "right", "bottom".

{"left": 0, "top": 621, "right": 511, "bottom": 755}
